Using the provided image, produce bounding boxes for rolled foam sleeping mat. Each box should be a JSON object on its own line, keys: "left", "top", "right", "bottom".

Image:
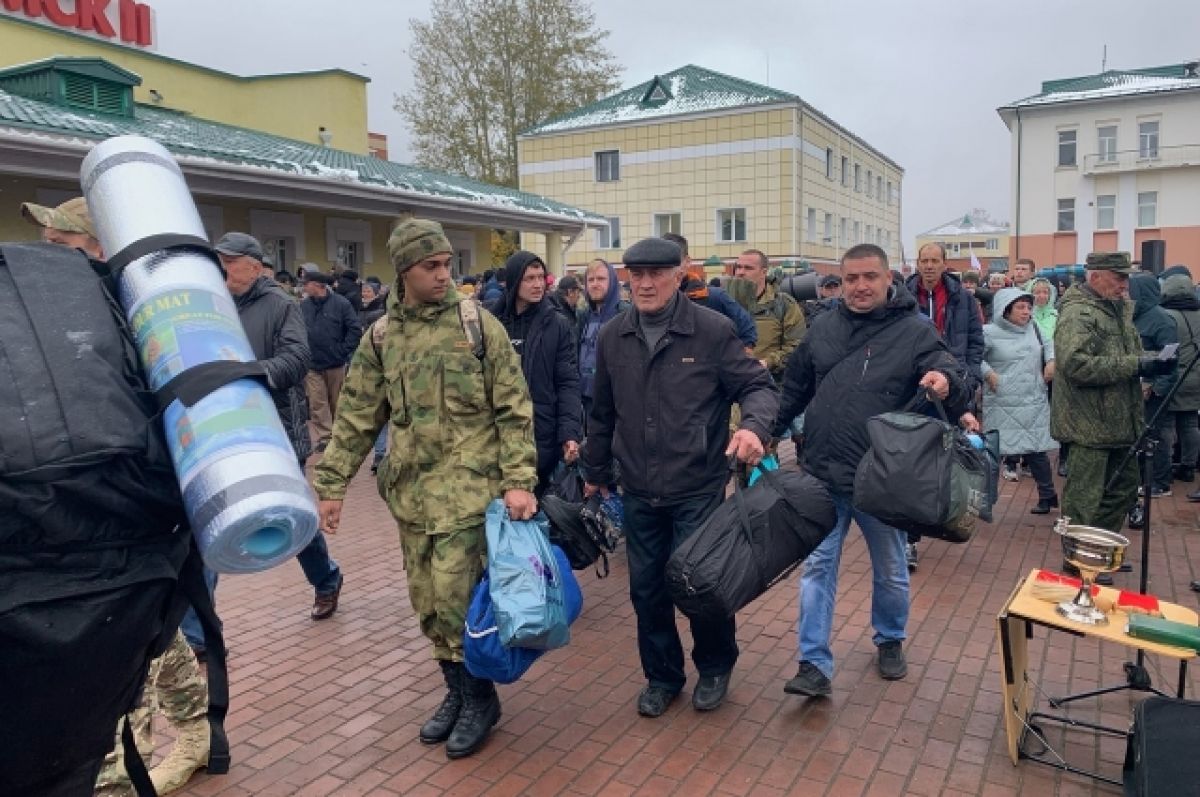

{"left": 81, "top": 135, "right": 318, "bottom": 573}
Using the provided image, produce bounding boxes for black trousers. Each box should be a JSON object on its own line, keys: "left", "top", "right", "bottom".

{"left": 1003, "top": 451, "right": 1057, "bottom": 501}
{"left": 622, "top": 492, "right": 738, "bottom": 692}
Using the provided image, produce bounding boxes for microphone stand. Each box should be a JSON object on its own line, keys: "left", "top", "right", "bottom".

{"left": 1051, "top": 347, "right": 1196, "bottom": 706}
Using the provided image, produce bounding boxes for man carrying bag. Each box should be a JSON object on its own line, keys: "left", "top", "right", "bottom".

{"left": 770, "top": 244, "right": 976, "bottom": 698}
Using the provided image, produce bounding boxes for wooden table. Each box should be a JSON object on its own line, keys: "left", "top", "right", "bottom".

{"left": 996, "top": 569, "right": 1198, "bottom": 784}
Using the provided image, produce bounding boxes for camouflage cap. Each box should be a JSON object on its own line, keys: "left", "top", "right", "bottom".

{"left": 388, "top": 218, "right": 453, "bottom": 274}
{"left": 21, "top": 197, "right": 95, "bottom": 237}
{"left": 1085, "top": 251, "right": 1134, "bottom": 274}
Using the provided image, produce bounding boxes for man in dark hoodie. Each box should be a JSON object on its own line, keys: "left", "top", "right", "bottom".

{"left": 578, "top": 258, "right": 629, "bottom": 424}
{"left": 490, "top": 251, "right": 583, "bottom": 494}
{"left": 772, "top": 244, "right": 972, "bottom": 698}
{"left": 1130, "top": 272, "right": 1179, "bottom": 496}
{"left": 335, "top": 268, "right": 363, "bottom": 309}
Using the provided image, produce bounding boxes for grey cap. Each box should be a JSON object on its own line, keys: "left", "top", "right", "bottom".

{"left": 214, "top": 232, "right": 264, "bottom": 261}
{"left": 623, "top": 237, "right": 682, "bottom": 268}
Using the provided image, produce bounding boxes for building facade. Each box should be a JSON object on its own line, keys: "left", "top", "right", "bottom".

{"left": 518, "top": 65, "right": 903, "bottom": 270}
{"left": 998, "top": 60, "right": 1200, "bottom": 273}
{"left": 0, "top": 12, "right": 604, "bottom": 279}
{"left": 915, "top": 211, "right": 1010, "bottom": 273}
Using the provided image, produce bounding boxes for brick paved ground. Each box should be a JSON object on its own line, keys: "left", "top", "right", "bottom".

{"left": 170, "top": 446, "right": 1200, "bottom": 796}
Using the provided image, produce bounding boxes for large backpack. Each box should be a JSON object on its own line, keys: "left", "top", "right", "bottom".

{"left": 0, "top": 243, "right": 228, "bottom": 797}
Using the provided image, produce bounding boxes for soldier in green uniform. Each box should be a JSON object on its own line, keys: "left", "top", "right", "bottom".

{"left": 313, "top": 218, "right": 538, "bottom": 760}
{"left": 733, "top": 248, "right": 807, "bottom": 381}
{"left": 1051, "top": 252, "right": 1176, "bottom": 545}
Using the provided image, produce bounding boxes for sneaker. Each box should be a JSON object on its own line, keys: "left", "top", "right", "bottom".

{"left": 636, "top": 685, "right": 680, "bottom": 718}
{"left": 1138, "top": 485, "right": 1172, "bottom": 497}
{"left": 784, "top": 662, "right": 832, "bottom": 697}
{"left": 1002, "top": 466, "right": 1020, "bottom": 482}
{"left": 877, "top": 641, "right": 907, "bottom": 680}
{"left": 905, "top": 543, "right": 918, "bottom": 572}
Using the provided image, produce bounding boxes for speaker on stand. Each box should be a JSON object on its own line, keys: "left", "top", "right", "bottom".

{"left": 1141, "top": 239, "right": 1166, "bottom": 275}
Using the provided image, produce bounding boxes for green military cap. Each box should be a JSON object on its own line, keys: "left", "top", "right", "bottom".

{"left": 21, "top": 196, "right": 96, "bottom": 237}
{"left": 388, "top": 218, "right": 453, "bottom": 274}
{"left": 1084, "top": 251, "right": 1133, "bottom": 274}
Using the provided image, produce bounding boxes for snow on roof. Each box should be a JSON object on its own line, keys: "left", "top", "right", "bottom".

{"left": 0, "top": 87, "right": 606, "bottom": 226}
{"left": 1003, "top": 64, "right": 1200, "bottom": 109}
{"left": 920, "top": 214, "right": 1009, "bottom": 237}
{"left": 523, "top": 65, "right": 797, "bottom": 135}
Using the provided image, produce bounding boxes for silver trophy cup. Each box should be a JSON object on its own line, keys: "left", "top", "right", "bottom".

{"left": 1054, "top": 517, "right": 1130, "bottom": 626}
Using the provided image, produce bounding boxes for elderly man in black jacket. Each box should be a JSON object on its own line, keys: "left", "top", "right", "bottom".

{"left": 581, "top": 237, "right": 778, "bottom": 718}
{"left": 301, "top": 265, "right": 362, "bottom": 451}
{"left": 489, "top": 250, "right": 583, "bottom": 494}
{"left": 772, "top": 244, "right": 973, "bottom": 699}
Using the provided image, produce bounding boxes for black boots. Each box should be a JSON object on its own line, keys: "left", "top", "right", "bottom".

{"left": 445, "top": 670, "right": 501, "bottom": 759}
{"left": 1031, "top": 495, "right": 1059, "bottom": 515}
{"left": 420, "top": 661, "right": 464, "bottom": 744}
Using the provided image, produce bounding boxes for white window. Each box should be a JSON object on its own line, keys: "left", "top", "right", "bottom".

{"left": 335, "top": 241, "right": 360, "bottom": 270}
{"left": 866, "top": 170, "right": 873, "bottom": 197}
{"left": 865, "top": 224, "right": 872, "bottom": 243}
{"left": 263, "top": 237, "right": 295, "bottom": 271}
{"left": 853, "top": 220, "right": 861, "bottom": 243}
{"left": 594, "top": 150, "right": 620, "bottom": 182}
{"left": 1139, "top": 121, "right": 1160, "bottom": 159}
{"left": 886, "top": 180, "right": 894, "bottom": 206}
{"left": 840, "top": 156, "right": 849, "bottom": 187}
{"left": 596, "top": 217, "right": 621, "bottom": 248}
{"left": 875, "top": 228, "right": 882, "bottom": 246}
{"left": 1057, "top": 198, "right": 1075, "bottom": 232}
{"left": 1058, "top": 130, "right": 1077, "bottom": 167}
{"left": 885, "top": 230, "right": 891, "bottom": 251}
{"left": 1096, "top": 195, "right": 1116, "bottom": 229}
{"left": 1097, "top": 126, "right": 1118, "bottom": 162}
{"left": 854, "top": 163, "right": 862, "bottom": 192}
{"left": 1138, "top": 191, "right": 1158, "bottom": 227}
{"left": 839, "top": 217, "right": 848, "bottom": 246}
{"left": 986, "top": 238, "right": 999, "bottom": 250}
{"left": 716, "top": 208, "right": 746, "bottom": 243}
{"left": 948, "top": 242, "right": 961, "bottom": 257}
{"left": 653, "top": 212, "right": 681, "bottom": 237}
{"left": 823, "top": 212, "right": 833, "bottom": 242}
{"left": 876, "top": 176, "right": 883, "bottom": 202}
{"left": 806, "top": 207, "right": 817, "bottom": 243}
{"left": 825, "top": 148, "right": 833, "bottom": 179}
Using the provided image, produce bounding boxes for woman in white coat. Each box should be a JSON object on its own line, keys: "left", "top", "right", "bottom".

{"left": 982, "top": 288, "right": 1059, "bottom": 514}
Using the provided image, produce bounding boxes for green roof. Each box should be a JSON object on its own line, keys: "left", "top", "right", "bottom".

{"left": 1002, "top": 61, "right": 1200, "bottom": 109}
{"left": 522, "top": 64, "right": 798, "bottom": 136}
{"left": 0, "top": 82, "right": 606, "bottom": 225}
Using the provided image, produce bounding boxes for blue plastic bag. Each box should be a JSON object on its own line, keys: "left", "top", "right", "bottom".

{"left": 484, "top": 499, "right": 571, "bottom": 649}
{"left": 747, "top": 453, "right": 779, "bottom": 486}
{"left": 464, "top": 545, "right": 582, "bottom": 684}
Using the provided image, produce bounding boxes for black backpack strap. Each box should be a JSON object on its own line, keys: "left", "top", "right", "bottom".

{"left": 99, "top": 234, "right": 219, "bottom": 283}
{"left": 155, "top": 360, "right": 269, "bottom": 410}
{"left": 178, "top": 545, "right": 231, "bottom": 775}
{"left": 123, "top": 715, "right": 158, "bottom": 797}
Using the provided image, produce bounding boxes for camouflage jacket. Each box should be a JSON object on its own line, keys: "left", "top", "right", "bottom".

{"left": 749, "top": 284, "right": 806, "bottom": 376}
{"left": 1050, "top": 284, "right": 1143, "bottom": 447}
{"left": 313, "top": 286, "right": 537, "bottom": 533}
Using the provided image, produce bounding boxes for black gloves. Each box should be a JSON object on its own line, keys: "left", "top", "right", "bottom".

{"left": 1138, "top": 353, "right": 1178, "bottom": 379}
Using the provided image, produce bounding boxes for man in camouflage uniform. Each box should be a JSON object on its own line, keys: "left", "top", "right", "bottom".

{"left": 1051, "top": 252, "right": 1176, "bottom": 548}
{"left": 22, "top": 197, "right": 211, "bottom": 797}
{"left": 313, "top": 218, "right": 538, "bottom": 760}
{"left": 733, "top": 248, "right": 806, "bottom": 381}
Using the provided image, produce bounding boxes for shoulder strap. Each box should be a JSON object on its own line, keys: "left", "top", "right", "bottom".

{"left": 370, "top": 302, "right": 485, "bottom": 361}
{"left": 1031, "top": 322, "right": 1047, "bottom": 367}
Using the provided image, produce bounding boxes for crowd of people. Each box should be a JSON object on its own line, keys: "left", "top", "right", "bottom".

{"left": 18, "top": 194, "right": 1199, "bottom": 793}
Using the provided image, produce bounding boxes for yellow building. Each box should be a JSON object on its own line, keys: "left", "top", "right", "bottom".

{"left": 518, "top": 65, "right": 903, "bottom": 270}
{"left": 914, "top": 210, "right": 1011, "bottom": 273}
{"left": 0, "top": 13, "right": 604, "bottom": 279}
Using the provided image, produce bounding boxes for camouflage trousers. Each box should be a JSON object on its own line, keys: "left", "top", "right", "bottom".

{"left": 1061, "top": 444, "right": 1140, "bottom": 533}
{"left": 94, "top": 629, "right": 208, "bottom": 796}
{"left": 398, "top": 523, "right": 487, "bottom": 662}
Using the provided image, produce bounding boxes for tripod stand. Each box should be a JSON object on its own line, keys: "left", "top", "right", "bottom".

{"left": 1051, "top": 347, "right": 1196, "bottom": 707}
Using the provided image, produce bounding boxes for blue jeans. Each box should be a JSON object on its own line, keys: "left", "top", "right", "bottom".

{"left": 181, "top": 530, "right": 342, "bottom": 648}
{"left": 799, "top": 492, "right": 909, "bottom": 678}
{"left": 373, "top": 428, "right": 387, "bottom": 461}
{"left": 623, "top": 492, "right": 738, "bottom": 692}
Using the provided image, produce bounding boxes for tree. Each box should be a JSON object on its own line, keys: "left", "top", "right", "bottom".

{"left": 397, "top": 0, "right": 621, "bottom": 188}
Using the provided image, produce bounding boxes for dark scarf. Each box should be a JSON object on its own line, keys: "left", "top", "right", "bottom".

{"left": 1162, "top": 294, "right": 1200, "bottom": 312}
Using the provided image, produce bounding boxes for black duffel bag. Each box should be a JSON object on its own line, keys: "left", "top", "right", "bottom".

{"left": 852, "top": 395, "right": 988, "bottom": 543}
{"left": 666, "top": 466, "right": 836, "bottom": 621}
{"left": 1124, "top": 696, "right": 1200, "bottom": 796}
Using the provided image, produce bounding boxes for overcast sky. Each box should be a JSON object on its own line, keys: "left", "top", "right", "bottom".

{"left": 159, "top": 0, "right": 1200, "bottom": 248}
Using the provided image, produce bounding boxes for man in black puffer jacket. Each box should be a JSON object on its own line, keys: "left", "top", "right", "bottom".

{"left": 301, "top": 265, "right": 362, "bottom": 452}
{"left": 488, "top": 251, "right": 582, "bottom": 494}
{"left": 771, "top": 243, "right": 973, "bottom": 700}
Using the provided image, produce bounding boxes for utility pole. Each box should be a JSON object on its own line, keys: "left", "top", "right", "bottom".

{"left": 1102, "top": 44, "right": 1108, "bottom": 71}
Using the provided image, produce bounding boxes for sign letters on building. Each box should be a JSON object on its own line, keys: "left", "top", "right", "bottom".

{"left": 2, "top": 0, "right": 154, "bottom": 47}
